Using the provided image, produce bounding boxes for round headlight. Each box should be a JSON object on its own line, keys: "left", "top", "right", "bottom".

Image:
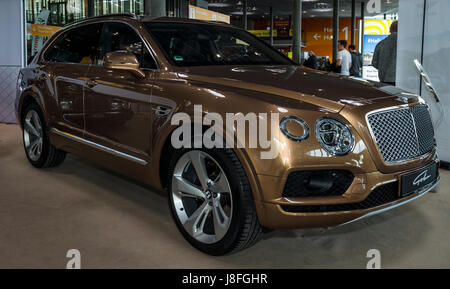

{"left": 315, "top": 118, "right": 354, "bottom": 155}
{"left": 280, "top": 116, "right": 309, "bottom": 142}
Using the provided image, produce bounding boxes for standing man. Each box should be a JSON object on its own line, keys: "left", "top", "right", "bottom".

{"left": 372, "top": 21, "right": 398, "bottom": 85}
{"left": 349, "top": 45, "right": 363, "bottom": 77}
{"left": 336, "top": 40, "right": 352, "bottom": 76}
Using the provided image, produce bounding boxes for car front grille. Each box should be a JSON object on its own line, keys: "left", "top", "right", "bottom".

{"left": 367, "top": 104, "right": 435, "bottom": 163}
{"left": 281, "top": 182, "right": 399, "bottom": 213}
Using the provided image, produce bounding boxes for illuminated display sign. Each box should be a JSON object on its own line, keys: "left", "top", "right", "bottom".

{"left": 189, "top": 5, "right": 230, "bottom": 24}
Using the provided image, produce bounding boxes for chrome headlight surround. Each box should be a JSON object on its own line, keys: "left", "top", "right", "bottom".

{"left": 280, "top": 116, "right": 309, "bottom": 142}
{"left": 315, "top": 117, "right": 354, "bottom": 155}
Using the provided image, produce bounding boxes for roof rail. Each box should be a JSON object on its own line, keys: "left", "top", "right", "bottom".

{"left": 64, "top": 13, "right": 138, "bottom": 27}
{"left": 141, "top": 16, "right": 232, "bottom": 26}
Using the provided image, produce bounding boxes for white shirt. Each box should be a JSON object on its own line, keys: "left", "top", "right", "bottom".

{"left": 337, "top": 49, "right": 352, "bottom": 76}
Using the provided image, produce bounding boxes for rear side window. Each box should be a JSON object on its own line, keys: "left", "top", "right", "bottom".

{"left": 98, "top": 22, "right": 157, "bottom": 69}
{"left": 44, "top": 23, "right": 102, "bottom": 64}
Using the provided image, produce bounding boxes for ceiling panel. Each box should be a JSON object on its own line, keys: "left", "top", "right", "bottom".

{"left": 207, "top": 0, "right": 399, "bottom": 19}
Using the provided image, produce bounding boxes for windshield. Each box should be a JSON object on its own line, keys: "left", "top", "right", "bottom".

{"left": 145, "top": 22, "right": 293, "bottom": 67}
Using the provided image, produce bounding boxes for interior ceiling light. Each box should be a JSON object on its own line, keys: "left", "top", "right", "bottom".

{"left": 314, "top": 2, "right": 329, "bottom": 9}
{"left": 309, "top": 2, "right": 332, "bottom": 12}
{"left": 208, "top": 0, "right": 233, "bottom": 8}
{"left": 310, "top": 8, "right": 332, "bottom": 12}
{"left": 230, "top": 8, "right": 256, "bottom": 15}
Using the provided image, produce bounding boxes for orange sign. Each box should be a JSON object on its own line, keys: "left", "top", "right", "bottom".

{"left": 189, "top": 5, "right": 230, "bottom": 24}
{"left": 248, "top": 30, "right": 277, "bottom": 38}
{"left": 302, "top": 18, "right": 361, "bottom": 61}
{"left": 28, "top": 23, "right": 61, "bottom": 37}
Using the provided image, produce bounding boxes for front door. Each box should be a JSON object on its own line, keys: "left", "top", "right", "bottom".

{"left": 83, "top": 21, "right": 157, "bottom": 165}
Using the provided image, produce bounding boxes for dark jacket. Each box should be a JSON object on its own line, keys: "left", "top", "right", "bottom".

{"left": 350, "top": 51, "right": 363, "bottom": 77}
{"left": 372, "top": 32, "right": 397, "bottom": 83}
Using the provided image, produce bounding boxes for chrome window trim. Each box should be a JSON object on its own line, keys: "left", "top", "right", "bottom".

{"left": 94, "top": 20, "right": 160, "bottom": 71}
{"left": 40, "top": 22, "right": 103, "bottom": 65}
{"left": 50, "top": 128, "right": 148, "bottom": 165}
{"left": 39, "top": 19, "right": 160, "bottom": 72}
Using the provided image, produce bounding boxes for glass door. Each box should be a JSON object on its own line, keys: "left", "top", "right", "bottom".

{"left": 49, "top": 1, "right": 67, "bottom": 26}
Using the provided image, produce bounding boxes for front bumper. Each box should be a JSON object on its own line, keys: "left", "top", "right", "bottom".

{"left": 255, "top": 160, "right": 440, "bottom": 229}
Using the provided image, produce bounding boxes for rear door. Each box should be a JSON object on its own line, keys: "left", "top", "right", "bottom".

{"left": 42, "top": 23, "right": 102, "bottom": 137}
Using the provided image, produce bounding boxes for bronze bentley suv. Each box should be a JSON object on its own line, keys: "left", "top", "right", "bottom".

{"left": 16, "top": 14, "right": 440, "bottom": 255}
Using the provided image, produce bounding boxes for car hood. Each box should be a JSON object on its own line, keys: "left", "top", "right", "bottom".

{"left": 176, "top": 65, "right": 399, "bottom": 112}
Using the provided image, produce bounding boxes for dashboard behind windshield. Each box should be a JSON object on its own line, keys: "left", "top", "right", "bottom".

{"left": 145, "top": 22, "right": 293, "bottom": 67}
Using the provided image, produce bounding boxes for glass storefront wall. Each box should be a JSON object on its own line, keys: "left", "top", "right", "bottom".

{"left": 94, "top": 0, "right": 144, "bottom": 16}
{"left": 26, "top": 0, "right": 86, "bottom": 26}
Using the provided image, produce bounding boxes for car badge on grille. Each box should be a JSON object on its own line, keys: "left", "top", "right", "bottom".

{"left": 396, "top": 93, "right": 419, "bottom": 104}
{"left": 413, "top": 170, "right": 432, "bottom": 187}
{"left": 396, "top": 96, "right": 409, "bottom": 103}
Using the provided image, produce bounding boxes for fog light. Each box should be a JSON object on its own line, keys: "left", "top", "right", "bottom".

{"left": 282, "top": 170, "right": 354, "bottom": 198}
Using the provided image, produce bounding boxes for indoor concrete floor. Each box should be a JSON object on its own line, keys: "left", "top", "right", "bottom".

{"left": 0, "top": 123, "right": 449, "bottom": 268}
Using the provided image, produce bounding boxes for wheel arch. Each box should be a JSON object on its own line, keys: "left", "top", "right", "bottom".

{"left": 17, "top": 87, "right": 47, "bottom": 128}
{"left": 156, "top": 124, "right": 265, "bottom": 205}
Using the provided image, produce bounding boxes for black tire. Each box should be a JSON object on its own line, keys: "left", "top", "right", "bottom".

{"left": 22, "top": 102, "right": 66, "bottom": 168}
{"left": 168, "top": 147, "right": 263, "bottom": 255}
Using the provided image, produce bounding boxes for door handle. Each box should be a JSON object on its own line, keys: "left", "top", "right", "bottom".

{"left": 85, "top": 79, "right": 97, "bottom": 88}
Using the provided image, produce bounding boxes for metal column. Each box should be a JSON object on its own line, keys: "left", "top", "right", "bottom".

{"left": 87, "top": 0, "right": 95, "bottom": 17}
{"left": 351, "top": 0, "right": 356, "bottom": 46}
{"left": 243, "top": 0, "right": 248, "bottom": 30}
{"left": 269, "top": 6, "right": 274, "bottom": 46}
{"left": 332, "top": 0, "right": 339, "bottom": 62}
{"left": 292, "top": 0, "right": 302, "bottom": 64}
{"left": 360, "top": 1, "right": 365, "bottom": 56}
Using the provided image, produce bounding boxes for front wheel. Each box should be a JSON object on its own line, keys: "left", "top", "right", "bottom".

{"left": 22, "top": 102, "right": 66, "bottom": 168}
{"left": 168, "top": 148, "right": 262, "bottom": 255}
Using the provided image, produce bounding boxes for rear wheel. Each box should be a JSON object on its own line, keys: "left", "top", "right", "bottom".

{"left": 22, "top": 103, "right": 66, "bottom": 168}
{"left": 168, "top": 148, "right": 262, "bottom": 255}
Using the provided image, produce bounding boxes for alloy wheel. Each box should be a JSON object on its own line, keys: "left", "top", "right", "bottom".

{"left": 23, "top": 110, "right": 43, "bottom": 161}
{"left": 171, "top": 150, "right": 233, "bottom": 244}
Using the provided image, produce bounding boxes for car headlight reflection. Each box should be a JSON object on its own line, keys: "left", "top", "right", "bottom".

{"left": 315, "top": 118, "right": 354, "bottom": 155}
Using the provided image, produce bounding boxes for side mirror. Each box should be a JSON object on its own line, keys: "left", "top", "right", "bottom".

{"left": 103, "top": 51, "right": 145, "bottom": 78}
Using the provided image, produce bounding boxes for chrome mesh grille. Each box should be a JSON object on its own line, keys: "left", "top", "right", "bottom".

{"left": 367, "top": 105, "right": 435, "bottom": 163}
{"left": 410, "top": 105, "right": 435, "bottom": 154}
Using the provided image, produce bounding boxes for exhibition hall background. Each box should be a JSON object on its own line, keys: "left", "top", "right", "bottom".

{"left": 0, "top": 0, "right": 449, "bottom": 162}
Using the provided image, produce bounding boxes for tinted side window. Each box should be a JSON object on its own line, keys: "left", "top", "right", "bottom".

{"left": 44, "top": 23, "right": 103, "bottom": 64}
{"left": 98, "top": 22, "right": 157, "bottom": 69}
